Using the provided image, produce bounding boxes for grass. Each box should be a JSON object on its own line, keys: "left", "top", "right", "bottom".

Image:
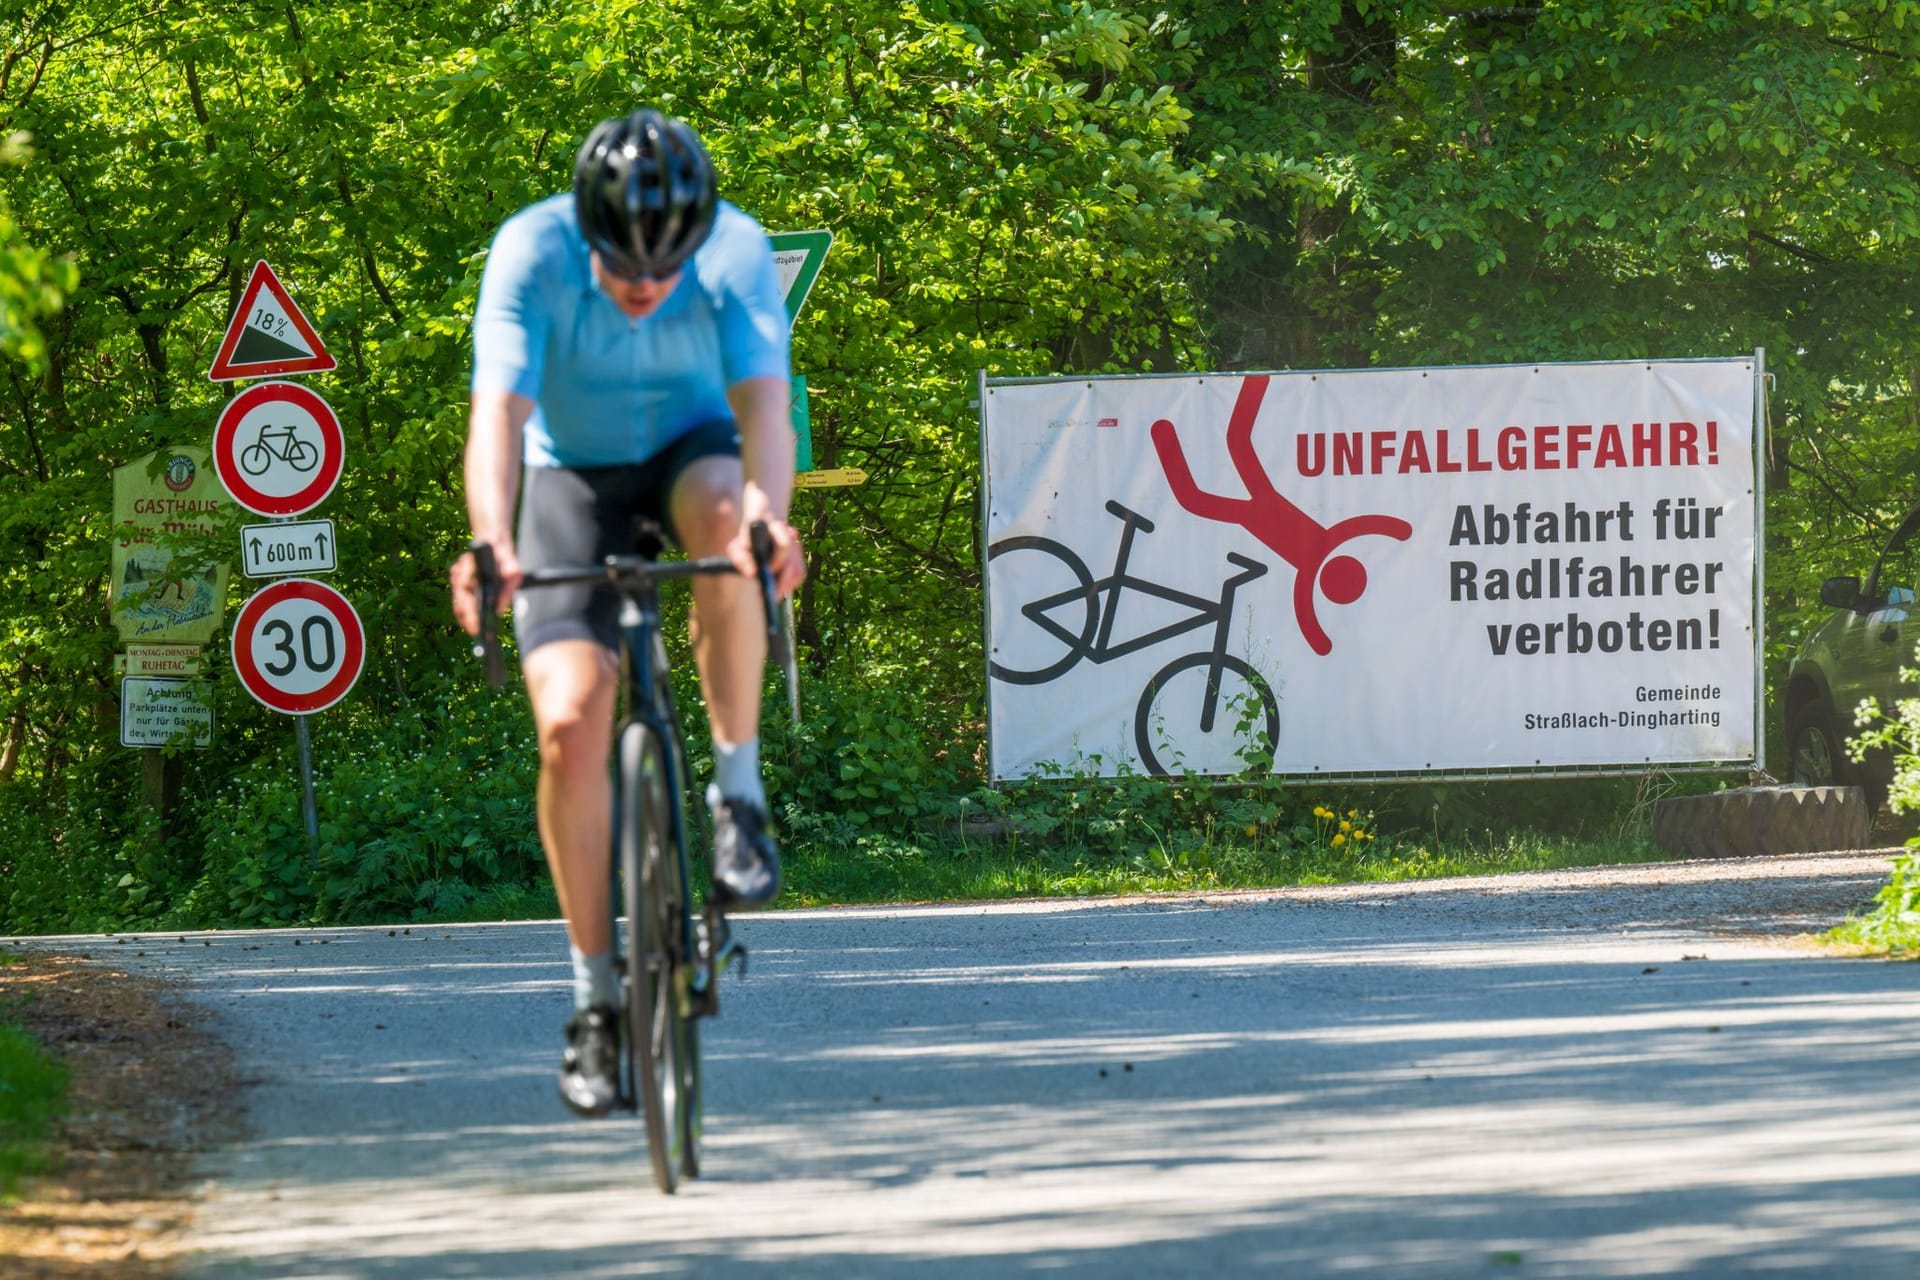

{"left": 1822, "top": 842, "right": 1920, "bottom": 956}
{"left": 774, "top": 821, "right": 1673, "bottom": 908}
{"left": 404, "top": 778, "right": 1685, "bottom": 923}
{"left": 0, "top": 959, "right": 68, "bottom": 1202}
{"left": 407, "top": 824, "right": 1672, "bottom": 923}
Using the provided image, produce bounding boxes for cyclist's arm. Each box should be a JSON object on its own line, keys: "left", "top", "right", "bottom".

{"left": 709, "top": 212, "right": 802, "bottom": 594}
{"left": 456, "top": 210, "right": 555, "bottom": 635}
{"left": 727, "top": 375, "right": 805, "bottom": 596}
{"left": 467, "top": 390, "right": 532, "bottom": 551}
{"left": 452, "top": 389, "right": 534, "bottom": 637}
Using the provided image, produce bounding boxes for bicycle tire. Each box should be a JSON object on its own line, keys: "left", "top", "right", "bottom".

{"left": 619, "top": 721, "right": 698, "bottom": 1194}
{"left": 1134, "top": 652, "right": 1279, "bottom": 777}
{"left": 987, "top": 537, "right": 1097, "bottom": 685}
{"left": 239, "top": 443, "right": 272, "bottom": 476}
{"left": 286, "top": 438, "right": 319, "bottom": 472}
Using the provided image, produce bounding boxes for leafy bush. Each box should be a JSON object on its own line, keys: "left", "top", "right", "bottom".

{"left": 1824, "top": 653, "right": 1920, "bottom": 953}
{"left": 182, "top": 679, "right": 542, "bottom": 927}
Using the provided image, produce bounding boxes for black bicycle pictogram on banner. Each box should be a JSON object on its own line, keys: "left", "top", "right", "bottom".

{"left": 989, "top": 499, "right": 1279, "bottom": 776}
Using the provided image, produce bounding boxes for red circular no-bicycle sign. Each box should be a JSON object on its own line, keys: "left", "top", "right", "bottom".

{"left": 231, "top": 578, "right": 365, "bottom": 715}
{"left": 212, "top": 381, "right": 345, "bottom": 517}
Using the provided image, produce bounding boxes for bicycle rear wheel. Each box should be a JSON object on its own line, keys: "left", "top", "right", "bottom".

{"left": 619, "top": 721, "right": 699, "bottom": 1193}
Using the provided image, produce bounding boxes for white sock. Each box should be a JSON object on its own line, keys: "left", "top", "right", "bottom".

{"left": 570, "top": 945, "right": 618, "bottom": 1011}
{"left": 708, "top": 736, "right": 766, "bottom": 811}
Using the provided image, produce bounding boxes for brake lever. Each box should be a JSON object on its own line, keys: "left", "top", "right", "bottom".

{"left": 470, "top": 541, "right": 507, "bottom": 690}
{"left": 747, "top": 521, "right": 801, "bottom": 727}
{"left": 748, "top": 521, "right": 779, "bottom": 644}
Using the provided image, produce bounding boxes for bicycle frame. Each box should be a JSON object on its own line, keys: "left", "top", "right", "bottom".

{"left": 1089, "top": 502, "right": 1268, "bottom": 671}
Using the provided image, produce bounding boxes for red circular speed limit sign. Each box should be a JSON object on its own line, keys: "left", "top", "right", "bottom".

{"left": 231, "top": 578, "right": 365, "bottom": 714}
{"left": 212, "top": 381, "right": 345, "bottom": 517}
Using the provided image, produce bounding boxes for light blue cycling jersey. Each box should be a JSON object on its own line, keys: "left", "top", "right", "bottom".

{"left": 471, "top": 193, "right": 791, "bottom": 468}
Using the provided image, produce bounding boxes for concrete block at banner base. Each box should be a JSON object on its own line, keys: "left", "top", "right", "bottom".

{"left": 1650, "top": 785, "right": 1872, "bottom": 860}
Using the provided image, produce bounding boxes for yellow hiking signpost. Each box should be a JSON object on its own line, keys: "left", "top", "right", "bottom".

{"left": 793, "top": 468, "right": 869, "bottom": 489}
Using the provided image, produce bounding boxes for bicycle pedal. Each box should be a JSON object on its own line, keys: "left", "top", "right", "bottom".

{"left": 710, "top": 930, "right": 745, "bottom": 976}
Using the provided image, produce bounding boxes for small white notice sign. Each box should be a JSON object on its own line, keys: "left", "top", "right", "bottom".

{"left": 242, "top": 519, "right": 338, "bottom": 578}
{"left": 120, "top": 677, "right": 214, "bottom": 748}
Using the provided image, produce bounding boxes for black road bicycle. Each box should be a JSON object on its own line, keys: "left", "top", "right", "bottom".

{"left": 471, "top": 523, "right": 781, "bottom": 1194}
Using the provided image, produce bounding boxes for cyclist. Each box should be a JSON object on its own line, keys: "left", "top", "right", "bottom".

{"left": 449, "top": 108, "right": 806, "bottom": 1118}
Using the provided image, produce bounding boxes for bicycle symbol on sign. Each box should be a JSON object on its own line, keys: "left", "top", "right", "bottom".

{"left": 989, "top": 500, "right": 1279, "bottom": 776}
{"left": 239, "top": 423, "right": 319, "bottom": 476}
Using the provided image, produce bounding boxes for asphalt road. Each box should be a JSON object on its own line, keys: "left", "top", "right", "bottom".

{"left": 23, "top": 853, "right": 1920, "bottom": 1278}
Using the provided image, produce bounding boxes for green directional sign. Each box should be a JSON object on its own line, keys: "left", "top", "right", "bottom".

{"left": 768, "top": 229, "right": 833, "bottom": 322}
{"left": 771, "top": 230, "right": 833, "bottom": 478}
{"left": 791, "top": 376, "right": 812, "bottom": 472}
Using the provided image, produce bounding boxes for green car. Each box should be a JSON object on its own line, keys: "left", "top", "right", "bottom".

{"left": 1784, "top": 504, "right": 1920, "bottom": 810}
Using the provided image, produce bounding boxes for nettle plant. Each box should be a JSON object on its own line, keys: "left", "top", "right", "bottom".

{"left": 1832, "top": 651, "right": 1920, "bottom": 948}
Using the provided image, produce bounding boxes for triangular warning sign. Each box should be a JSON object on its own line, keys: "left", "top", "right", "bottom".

{"left": 207, "top": 260, "right": 336, "bottom": 382}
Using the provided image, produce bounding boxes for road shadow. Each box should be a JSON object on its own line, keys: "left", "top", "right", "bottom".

{"left": 116, "top": 869, "right": 1920, "bottom": 1279}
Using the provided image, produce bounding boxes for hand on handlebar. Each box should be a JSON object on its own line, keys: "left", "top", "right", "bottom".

{"left": 729, "top": 518, "right": 805, "bottom": 600}
{"left": 451, "top": 538, "right": 522, "bottom": 639}
{"left": 454, "top": 539, "right": 520, "bottom": 689}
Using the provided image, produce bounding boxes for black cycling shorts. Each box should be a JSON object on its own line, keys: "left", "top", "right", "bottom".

{"left": 514, "top": 419, "right": 740, "bottom": 655}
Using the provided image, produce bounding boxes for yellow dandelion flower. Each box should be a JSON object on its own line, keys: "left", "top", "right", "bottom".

{"left": 1339, "top": 820, "right": 1352, "bottom": 833}
{"left": 1331, "top": 833, "right": 1346, "bottom": 848}
{"left": 1314, "top": 805, "right": 1334, "bottom": 819}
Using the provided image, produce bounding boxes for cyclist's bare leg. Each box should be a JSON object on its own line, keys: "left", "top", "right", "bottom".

{"left": 523, "top": 639, "right": 619, "bottom": 954}
{"left": 669, "top": 455, "right": 768, "bottom": 745}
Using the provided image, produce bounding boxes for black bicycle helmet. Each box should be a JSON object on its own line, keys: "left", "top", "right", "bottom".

{"left": 573, "top": 109, "right": 717, "bottom": 279}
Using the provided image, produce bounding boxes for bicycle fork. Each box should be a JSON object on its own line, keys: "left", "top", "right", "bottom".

{"left": 1199, "top": 553, "right": 1269, "bottom": 732}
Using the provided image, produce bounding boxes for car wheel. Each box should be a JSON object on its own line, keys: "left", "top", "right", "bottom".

{"left": 1787, "top": 696, "right": 1852, "bottom": 789}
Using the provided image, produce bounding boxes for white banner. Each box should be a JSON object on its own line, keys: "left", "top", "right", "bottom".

{"left": 982, "top": 358, "right": 1759, "bottom": 780}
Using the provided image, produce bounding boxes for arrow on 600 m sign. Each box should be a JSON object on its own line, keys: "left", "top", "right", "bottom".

{"left": 231, "top": 578, "right": 365, "bottom": 714}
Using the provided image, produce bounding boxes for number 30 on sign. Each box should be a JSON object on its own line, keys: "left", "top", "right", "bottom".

{"left": 231, "top": 578, "right": 365, "bottom": 715}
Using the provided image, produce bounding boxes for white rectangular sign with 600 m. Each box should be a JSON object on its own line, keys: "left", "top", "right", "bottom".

{"left": 242, "top": 519, "right": 337, "bottom": 578}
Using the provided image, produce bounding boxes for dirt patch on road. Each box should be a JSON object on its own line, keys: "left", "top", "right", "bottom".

{"left": 0, "top": 950, "right": 241, "bottom": 1278}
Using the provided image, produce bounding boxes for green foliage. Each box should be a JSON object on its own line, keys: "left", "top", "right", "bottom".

{"left": 779, "top": 781, "right": 1666, "bottom": 906}
{"left": 183, "top": 681, "right": 542, "bottom": 927}
{"left": 2, "top": 2, "right": 1917, "bottom": 930}
{"left": 0, "top": 1001, "right": 67, "bottom": 1201}
{"left": 0, "top": 0, "right": 1243, "bottom": 931}
{"left": 1823, "top": 642, "right": 1920, "bottom": 953}
{"left": 0, "top": 133, "right": 74, "bottom": 368}
{"left": 760, "top": 665, "right": 977, "bottom": 830}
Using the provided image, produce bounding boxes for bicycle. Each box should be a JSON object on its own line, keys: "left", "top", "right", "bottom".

{"left": 471, "top": 522, "right": 782, "bottom": 1194}
{"left": 988, "top": 499, "right": 1279, "bottom": 776}
{"left": 240, "top": 423, "right": 319, "bottom": 475}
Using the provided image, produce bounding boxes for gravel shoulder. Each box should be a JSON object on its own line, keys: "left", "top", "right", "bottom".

{"left": 0, "top": 951, "right": 242, "bottom": 1277}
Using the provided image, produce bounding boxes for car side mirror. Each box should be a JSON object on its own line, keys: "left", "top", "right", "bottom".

{"left": 1820, "top": 575, "right": 1864, "bottom": 610}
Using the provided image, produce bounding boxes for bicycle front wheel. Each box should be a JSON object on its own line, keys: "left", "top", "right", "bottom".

{"left": 1134, "top": 652, "right": 1279, "bottom": 778}
{"left": 619, "top": 721, "right": 699, "bottom": 1194}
